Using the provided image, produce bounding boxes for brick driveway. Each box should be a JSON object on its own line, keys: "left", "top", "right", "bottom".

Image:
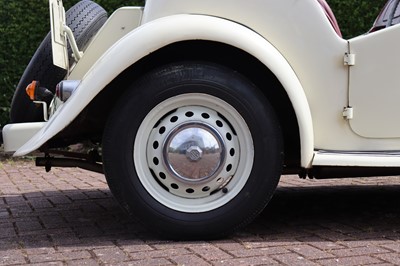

{"left": 0, "top": 159, "right": 399, "bottom": 265}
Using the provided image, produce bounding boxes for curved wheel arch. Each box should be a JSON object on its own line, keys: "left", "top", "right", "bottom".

{"left": 15, "top": 15, "right": 313, "bottom": 168}
{"left": 37, "top": 41, "right": 302, "bottom": 176}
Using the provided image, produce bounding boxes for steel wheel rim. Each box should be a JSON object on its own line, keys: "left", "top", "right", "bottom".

{"left": 134, "top": 93, "right": 254, "bottom": 212}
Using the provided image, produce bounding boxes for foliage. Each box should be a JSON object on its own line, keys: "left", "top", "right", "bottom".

{"left": 0, "top": 0, "right": 391, "bottom": 127}
{"left": 327, "top": 0, "right": 388, "bottom": 38}
{"left": 0, "top": 0, "right": 144, "bottom": 127}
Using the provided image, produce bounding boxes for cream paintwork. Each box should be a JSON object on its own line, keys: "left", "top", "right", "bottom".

{"left": 3, "top": 123, "right": 45, "bottom": 153}
{"left": 49, "top": 0, "right": 68, "bottom": 70}
{"left": 313, "top": 151, "right": 400, "bottom": 167}
{"left": 141, "top": 0, "right": 350, "bottom": 152}
{"left": 7, "top": 0, "right": 400, "bottom": 169}
{"left": 14, "top": 14, "right": 314, "bottom": 167}
{"left": 348, "top": 25, "right": 400, "bottom": 138}
{"left": 68, "top": 7, "right": 144, "bottom": 80}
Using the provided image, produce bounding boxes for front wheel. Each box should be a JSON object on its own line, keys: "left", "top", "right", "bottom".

{"left": 102, "top": 62, "right": 283, "bottom": 239}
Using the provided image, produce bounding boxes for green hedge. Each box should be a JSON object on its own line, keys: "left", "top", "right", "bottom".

{"left": 327, "top": 0, "right": 387, "bottom": 38}
{"left": 0, "top": 0, "right": 144, "bottom": 127}
{"left": 0, "top": 0, "right": 389, "bottom": 127}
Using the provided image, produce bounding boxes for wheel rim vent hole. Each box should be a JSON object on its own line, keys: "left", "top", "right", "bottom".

{"left": 150, "top": 169, "right": 169, "bottom": 192}
{"left": 155, "top": 109, "right": 177, "bottom": 128}
{"left": 170, "top": 116, "right": 178, "bottom": 123}
{"left": 153, "top": 141, "right": 159, "bottom": 149}
{"left": 153, "top": 157, "right": 159, "bottom": 165}
{"left": 201, "top": 113, "right": 210, "bottom": 119}
{"left": 202, "top": 186, "right": 210, "bottom": 192}
{"left": 226, "top": 164, "right": 232, "bottom": 172}
{"left": 226, "top": 132, "right": 232, "bottom": 141}
{"left": 216, "top": 120, "right": 223, "bottom": 127}
{"left": 185, "top": 111, "right": 194, "bottom": 117}
{"left": 218, "top": 112, "right": 237, "bottom": 135}
{"left": 168, "top": 183, "right": 212, "bottom": 195}
{"left": 159, "top": 172, "right": 166, "bottom": 179}
{"left": 230, "top": 148, "right": 235, "bottom": 156}
{"left": 159, "top": 126, "right": 166, "bottom": 134}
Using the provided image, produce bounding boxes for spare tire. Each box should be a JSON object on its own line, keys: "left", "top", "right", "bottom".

{"left": 10, "top": 0, "right": 107, "bottom": 123}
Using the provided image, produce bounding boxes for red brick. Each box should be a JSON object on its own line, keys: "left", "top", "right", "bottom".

{"left": 297, "top": 236, "right": 345, "bottom": 250}
{"left": 66, "top": 259, "right": 100, "bottom": 266}
{"left": 129, "top": 248, "right": 191, "bottom": 260}
{"left": 30, "top": 262, "right": 64, "bottom": 266}
{"left": 62, "top": 251, "right": 92, "bottom": 260}
{"left": 188, "top": 243, "right": 232, "bottom": 260}
{"left": 172, "top": 254, "right": 211, "bottom": 266}
{"left": 118, "top": 239, "right": 154, "bottom": 253}
{"left": 0, "top": 250, "right": 26, "bottom": 265}
{"left": 230, "top": 247, "right": 287, "bottom": 258}
{"left": 211, "top": 241, "right": 246, "bottom": 251}
{"left": 318, "top": 255, "right": 382, "bottom": 266}
{"left": 289, "top": 244, "right": 335, "bottom": 259}
{"left": 92, "top": 247, "right": 130, "bottom": 264}
{"left": 0, "top": 226, "right": 16, "bottom": 239}
{"left": 271, "top": 253, "right": 319, "bottom": 266}
{"left": 25, "top": 247, "right": 57, "bottom": 255}
{"left": 374, "top": 253, "right": 400, "bottom": 265}
{"left": 122, "top": 258, "right": 173, "bottom": 266}
{"left": 16, "top": 219, "right": 44, "bottom": 232}
{"left": 28, "top": 252, "right": 65, "bottom": 263}
{"left": 330, "top": 246, "right": 390, "bottom": 257}
{"left": 213, "top": 256, "right": 279, "bottom": 265}
{"left": 380, "top": 242, "right": 400, "bottom": 252}
{"left": 1, "top": 160, "right": 399, "bottom": 266}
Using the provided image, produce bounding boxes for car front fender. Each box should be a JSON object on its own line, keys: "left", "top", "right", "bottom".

{"left": 15, "top": 14, "right": 314, "bottom": 167}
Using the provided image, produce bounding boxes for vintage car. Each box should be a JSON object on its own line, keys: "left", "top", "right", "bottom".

{"left": 1, "top": 0, "right": 400, "bottom": 239}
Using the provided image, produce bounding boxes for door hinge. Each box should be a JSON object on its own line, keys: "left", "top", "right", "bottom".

{"left": 344, "top": 53, "right": 356, "bottom": 66}
{"left": 343, "top": 106, "right": 353, "bottom": 120}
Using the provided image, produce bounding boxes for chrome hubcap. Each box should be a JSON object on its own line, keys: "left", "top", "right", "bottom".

{"left": 164, "top": 123, "right": 225, "bottom": 182}
{"left": 147, "top": 106, "right": 240, "bottom": 199}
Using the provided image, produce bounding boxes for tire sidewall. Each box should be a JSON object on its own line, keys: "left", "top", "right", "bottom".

{"left": 103, "top": 62, "right": 283, "bottom": 238}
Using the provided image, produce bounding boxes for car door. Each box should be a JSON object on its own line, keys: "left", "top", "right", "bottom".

{"left": 348, "top": 24, "right": 400, "bottom": 138}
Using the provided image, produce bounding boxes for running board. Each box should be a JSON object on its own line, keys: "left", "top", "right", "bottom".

{"left": 311, "top": 150, "right": 400, "bottom": 179}
{"left": 313, "top": 150, "right": 400, "bottom": 167}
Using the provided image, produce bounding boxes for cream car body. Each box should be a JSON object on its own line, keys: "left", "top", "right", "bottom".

{"left": 2, "top": 0, "right": 400, "bottom": 238}
{"left": 8, "top": 0, "right": 400, "bottom": 167}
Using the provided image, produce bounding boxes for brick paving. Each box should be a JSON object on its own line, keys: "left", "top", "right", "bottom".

{"left": 0, "top": 159, "right": 399, "bottom": 265}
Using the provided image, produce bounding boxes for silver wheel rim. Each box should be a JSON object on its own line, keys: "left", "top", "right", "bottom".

{"left": 134, "top": 93, "right": 254, "bottom": 213}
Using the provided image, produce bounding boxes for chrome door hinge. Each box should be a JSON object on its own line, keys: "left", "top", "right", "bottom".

{"left": 343, "top": 106, "right": 353, "bottom": 120}
{"left": 344, "top": 53, "right": 356, "bottom": 66}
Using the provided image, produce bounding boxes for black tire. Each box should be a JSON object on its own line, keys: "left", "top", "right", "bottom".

{"left": 102, "top": 62, "right": 283, "bottom": 240}
{"left": 10, "top": 0, "right": 107, "bottom": 123}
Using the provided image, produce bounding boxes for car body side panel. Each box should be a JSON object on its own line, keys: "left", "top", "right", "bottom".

{"left": 348, "top": 25, "right": 400, "bottom": 138}
{"left": 68, "top": 7, "right": 144, "bottom": 80}
{"left": 141, "top": 0, "right": 400, "bottom": 151}
{"left": 142, "top": 0, "right": 352, "bottom": 151}
{"left": 14, "top": 14, "right": 315, "bottom": 167}
{"left": 13, "top": 0, "right": 400, "bottom": 169}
